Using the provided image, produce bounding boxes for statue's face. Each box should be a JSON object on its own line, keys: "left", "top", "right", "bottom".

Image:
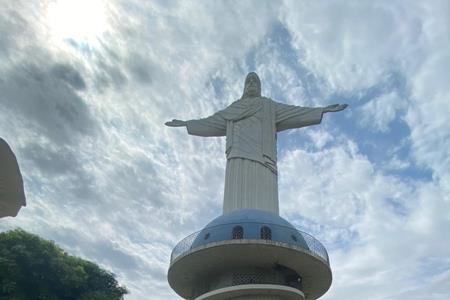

{"left": 243, "top": 72, "right": 261, "bottom": 98}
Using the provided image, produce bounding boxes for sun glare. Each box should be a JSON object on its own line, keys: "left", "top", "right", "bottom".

{"left": 47, "top": 0, "right": 108, "bottom": 46}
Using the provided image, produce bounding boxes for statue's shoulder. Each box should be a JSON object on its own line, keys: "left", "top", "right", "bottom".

{"left": 225, "top": 97, "right": 273, "bottom": 109}
{"left": 226, "top": 99, "right": 243, "bottom": 108}
{"left": 219, "top": 99, "right": 244, "bottom": 113}
{"left": 261, "top": 97, "right": 278, "bottom": 106}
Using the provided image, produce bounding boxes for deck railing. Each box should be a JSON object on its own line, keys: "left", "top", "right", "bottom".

{"left": 170, "top": 222, "right": 329, "bottom": 266}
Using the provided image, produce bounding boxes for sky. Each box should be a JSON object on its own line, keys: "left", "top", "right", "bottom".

{"left": 1, "top": 0, "right": 450, "bottom": 299}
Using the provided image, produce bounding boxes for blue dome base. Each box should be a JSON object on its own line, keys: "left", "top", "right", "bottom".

{"left": 206, "top": 209, "right": 295, "bottom": 228}
{"left": 191, "top": 209, "right": 309, "bottom": 250}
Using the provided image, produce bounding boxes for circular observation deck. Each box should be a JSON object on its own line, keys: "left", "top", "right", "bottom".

{"left": 168, "top": 209, "right": 331, "bottom": 300}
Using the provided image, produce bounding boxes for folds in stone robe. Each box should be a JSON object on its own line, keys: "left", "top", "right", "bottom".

{"left": 186, "top": 97, "right": 323, "bottom": 214}
{"left": 0, "top": 138, "right": 26, "bottom": 218}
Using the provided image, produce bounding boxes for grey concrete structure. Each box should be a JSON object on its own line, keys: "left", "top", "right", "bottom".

{"left": 0, "top": 138, "right": 26, "bottom": 218}
{"left": 168, "top": 210, "right": 331, "bottom": 299}
{"left": 166, "top": 73, "right": 347, "bottom": 299}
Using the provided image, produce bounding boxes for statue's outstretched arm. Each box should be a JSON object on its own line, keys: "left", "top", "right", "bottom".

{"left": 275, "top": 102, "right": 348, "bottom": 132}
{"left": 165, "top": 119, "right": 187, "bottom": 127}
{"left": 275, "top": 103, "right": 323, "bottom": 132}
{"left": 323, "top": 104, "right": 348, "bottom": 113}
{"left": 165, "top": 113, "right": 226, "bottom": 137}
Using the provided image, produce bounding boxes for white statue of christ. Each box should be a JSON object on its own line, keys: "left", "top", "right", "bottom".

{"left": 166, "top": 72, "right": 347, "bottom": 214}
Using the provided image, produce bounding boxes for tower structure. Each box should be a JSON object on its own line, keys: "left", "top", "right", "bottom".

{"left": 166, "top": 73, "right": 347, "bottom": 299}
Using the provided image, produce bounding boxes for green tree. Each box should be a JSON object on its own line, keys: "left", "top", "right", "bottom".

{"left": 0, "top": 229, "right": 128, "bottom": 300}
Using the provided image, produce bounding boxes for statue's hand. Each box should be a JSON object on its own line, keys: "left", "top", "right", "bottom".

{"left": 323, "top": 104, "right": 348, "bottom": 113}
{"left": 165, "top": 119, "right": 187, "bottom": 127}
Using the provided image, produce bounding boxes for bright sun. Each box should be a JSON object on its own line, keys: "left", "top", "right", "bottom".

{"left": 47, "top": 0, "right": 108, "bottom": 45}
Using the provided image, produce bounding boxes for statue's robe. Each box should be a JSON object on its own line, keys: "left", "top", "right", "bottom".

{"left": 186, "top": 97, "right": 323, "bottom": 214}
{"left": 0, "top": 138, "right": 26, "bottom": 218}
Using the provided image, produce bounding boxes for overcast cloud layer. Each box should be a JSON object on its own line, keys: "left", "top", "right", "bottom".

{"left": 1, "top": 1, "right": 449, "bottom": 299}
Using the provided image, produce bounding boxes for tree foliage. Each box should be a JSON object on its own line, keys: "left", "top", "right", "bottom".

{"left": 0, "top": 229, "right": 128, "bottom": 300}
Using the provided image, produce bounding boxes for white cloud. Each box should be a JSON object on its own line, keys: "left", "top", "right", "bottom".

{"left": 279, "top": 134, "right": 450, "bottom": 299}
{"left": 279, "top": 0, "right": 450, "bottom": 180}
{"left": 405, "top": 50, "right": 450, "bottom": 179}
{"left": 1, "top": 1, "right": 450, "bottom": 300}
{"left": 358, "top": 91, "right": 404, "bottom": 132}
{"left": 280, "top": 0, "right": 424, "bottom": 92}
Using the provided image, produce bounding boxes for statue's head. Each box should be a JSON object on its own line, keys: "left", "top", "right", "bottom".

{"left": 242, "top": 72, "right": 261, "bottom": 98}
